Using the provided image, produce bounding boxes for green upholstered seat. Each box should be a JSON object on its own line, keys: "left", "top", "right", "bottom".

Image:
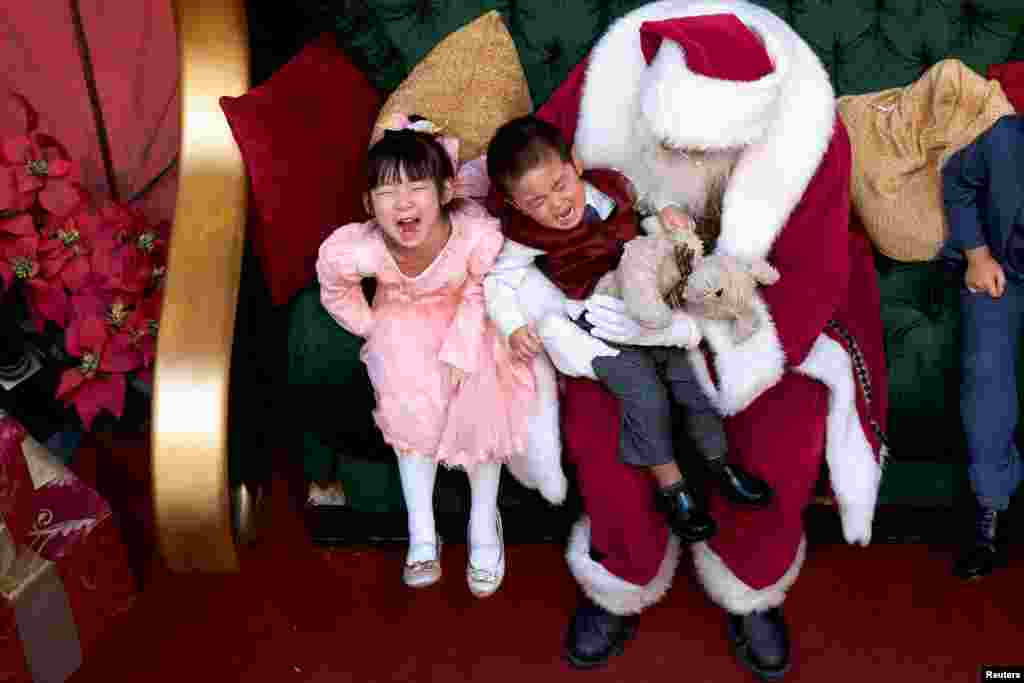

{"left": 269, "top": 0, "right": 1024, "bottom": 519}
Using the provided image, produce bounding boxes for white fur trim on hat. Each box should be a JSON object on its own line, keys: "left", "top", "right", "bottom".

{"left": 638, "top": 30, "right": 784, "bottom": 150}
{"left": 566, "top": 516, "right": 681, "bottom": 615}
{"left": 692, "top": 535, "right": 805, "bottom": 615}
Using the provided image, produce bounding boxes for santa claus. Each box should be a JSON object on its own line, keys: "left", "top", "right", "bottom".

{"left": 519, "top": 0, "right": 888, "bottom": 677}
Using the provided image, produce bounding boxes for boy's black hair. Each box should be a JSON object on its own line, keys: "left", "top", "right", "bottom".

{"left": 366, "top": 128, "right": 454, "bottom": 195}
{"left": 486, "top": 115, "right": 573, "bottom": 195}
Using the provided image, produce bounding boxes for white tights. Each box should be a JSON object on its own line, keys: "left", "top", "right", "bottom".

{"left": 396, "top": 453, "right": 502, "bottom": 568}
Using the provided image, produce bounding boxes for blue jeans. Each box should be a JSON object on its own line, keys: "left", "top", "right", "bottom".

{"left": 960, "top": 279, "right": 1024, "bottom": 510}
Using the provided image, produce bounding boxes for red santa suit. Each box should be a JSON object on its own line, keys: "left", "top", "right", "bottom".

{"left": 531, "top": 0, "right": 888, "bottom": 616}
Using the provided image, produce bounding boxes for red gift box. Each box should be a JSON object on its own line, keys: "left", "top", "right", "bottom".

{"left": 0, "top": 416, "right": 136, "bottom": 683}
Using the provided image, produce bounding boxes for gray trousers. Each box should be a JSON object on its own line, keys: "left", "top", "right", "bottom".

{"left": 592, "top": 344, "right": 728, "bottom": 469}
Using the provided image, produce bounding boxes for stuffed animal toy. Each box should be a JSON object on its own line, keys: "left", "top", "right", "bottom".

{"left": 682, "top": 252, "right": 780, "bottom": 343}
{"left": 592, "top": 217, "right": 780, "bottom": 344}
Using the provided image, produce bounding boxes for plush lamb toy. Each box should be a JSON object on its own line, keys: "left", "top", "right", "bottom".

{"left": 592, "top": 218, "right": 780, "bottom": 344}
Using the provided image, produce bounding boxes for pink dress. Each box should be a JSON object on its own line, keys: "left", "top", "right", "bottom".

{"left": 316, "top": 201, "right": 535, "bottom": 470}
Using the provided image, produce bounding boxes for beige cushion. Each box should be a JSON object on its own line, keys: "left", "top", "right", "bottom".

{"left": 372, "top": 10, "right": 533, "bottom": 162}
{"left": 838, "top": 59, "right": 1014, "bottom": 262}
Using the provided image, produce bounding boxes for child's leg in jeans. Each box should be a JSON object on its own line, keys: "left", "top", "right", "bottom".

{"left": 467, "top": 462, "right": 502, "bottom": 569}
{"left": 960, "top": 282, "right": 1024, "bottom": 511}
{"left": 396, "top": 453, "right": 439, "bottom": 563}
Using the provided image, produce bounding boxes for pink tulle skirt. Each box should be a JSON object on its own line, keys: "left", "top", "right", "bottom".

{"left": 364, "top": 305, "right": 535, "bottom": 470}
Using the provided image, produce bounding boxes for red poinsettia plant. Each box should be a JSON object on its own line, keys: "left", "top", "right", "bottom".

{"left": 0, "top": 93, "right": 166, "bottom": 430}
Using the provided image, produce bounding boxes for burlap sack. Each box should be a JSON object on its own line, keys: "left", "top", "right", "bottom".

{"left": 838, "top": 59, "right": 1014, "bottom": 262}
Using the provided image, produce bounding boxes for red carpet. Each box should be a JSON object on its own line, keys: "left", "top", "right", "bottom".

{"left": 68, "top": 448, "right": 1022, "bottom": 683}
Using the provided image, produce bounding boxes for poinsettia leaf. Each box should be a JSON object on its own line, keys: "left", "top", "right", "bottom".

{"left": 45, "top": 158, "right": 73, "bottom": 178}
{"left": 134, "top": 364, "right": 154, "bottom": 387}
{"left": 79, "top": 315, "right": 109, "bottom": 351}
{"left": 7, "top": 93, "right": 39, "bottom": 135}
{"left": 26, "top": 278, "right": 68, "bottom": 329}
{"left": 56, "top": 368, "right": 86, "bottom": 399}
{"left": 39, "top": 179, "right": 83, "bottom": 217}
{"left": 1, "top": 135, "right": 33, "bottom": 164}
{"left": 70, "top": 372, "right": 126, "bottom": 429}
{"left": 66, "top": 315, "right": 108, "bottom": 357}
{"left": 88, "top": 237, "right": 121, "bottom": 281}
{"left": 0, "top": 168, "right": 31, "bottom": 213}
{"left": 0, "top": 214, "right": 36, "bottom": 239}
{"left": 72, "top": 206, "right": 106, "bottom": 240}
{"left": 15, "top": 169, "right": 44, "bottom": 195}
{"left": 34, "top": 133, "right": 72, "bottom": 162}
{"left": 141, "top": 291, "right": 163, "bottom": 321}
{"left": 68, "top": 290, "right": 108, "bottom": 324}
{"left": 2, "top": 230, "right": 39, "bottom": 259}
{"left": 39, "top": 258, "right": 66, "bottom": 281}
{"left": 102, "top": 332, "right": 143, "bottom": 373}
{"left": 61, "top": 254, "right": 91, "bottom": 291}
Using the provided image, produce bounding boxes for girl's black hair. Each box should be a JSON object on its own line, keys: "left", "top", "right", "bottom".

{"left": 366, "top": 127, "right": 455, "bottom": 195}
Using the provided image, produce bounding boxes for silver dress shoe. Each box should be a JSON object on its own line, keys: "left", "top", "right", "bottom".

{"left": 467, "top": 514, "right": 505, "bottom": 598}
{"left": 403, "top": 540, "right": 442, "bottom": 588}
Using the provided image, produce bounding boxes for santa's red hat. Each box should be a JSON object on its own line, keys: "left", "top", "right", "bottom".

{"left": 637, "top": 13, "right": 782, "bottom": 150}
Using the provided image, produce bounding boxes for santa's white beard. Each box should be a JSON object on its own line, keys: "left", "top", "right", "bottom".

{"left": 629, "top": 119, "right": 740, "bottom": 219}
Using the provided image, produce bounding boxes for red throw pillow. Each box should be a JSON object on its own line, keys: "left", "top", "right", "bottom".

{"left": 988, "top": 61, "right": 1024, "bottom": 114}
{"left": 220, "top": 33, "right": 382, "bottom": 306}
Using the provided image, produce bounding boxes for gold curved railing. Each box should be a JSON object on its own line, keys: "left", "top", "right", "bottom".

{"left": 151, "top": 0, "right": 249, "bottom": 572}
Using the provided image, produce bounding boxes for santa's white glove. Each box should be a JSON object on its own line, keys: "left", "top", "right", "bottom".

{"left": 564, "top": 298, "right": 586, "bottom": 321}
{"left": 536, "top": 312, "right": 618, "bottom": 380}
{"left": 585, "top": 295, "right": 702, "bottom": 349}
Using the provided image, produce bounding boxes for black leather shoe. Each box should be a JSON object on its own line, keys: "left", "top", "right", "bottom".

{"left": 565, "top": 595, "right": 638, "bottom": 669}
{"left": 658, "top": 480, "right": 717, "bottom": 543}
{"left": 712, "top": 462, "right": 775, "bottom": 507}
{"left": 727, "top": 608, "right": 792, "bottom": 681}
{"left": 953, "top": 506, "right": 1008, "bottom": 580}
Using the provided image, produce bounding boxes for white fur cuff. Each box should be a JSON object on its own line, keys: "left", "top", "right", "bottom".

{"left": 566, "top": 516, "right": 681, "bottom": 615}
{"left": 503, "top": 353, "right": 568, "bottom": 505}
{"left": 692, "top": 536, "right": 806, "bottom": 615}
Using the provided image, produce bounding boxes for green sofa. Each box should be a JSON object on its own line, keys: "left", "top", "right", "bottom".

{"left": 259, "top": 0, "right": 1024, "bottom": 542}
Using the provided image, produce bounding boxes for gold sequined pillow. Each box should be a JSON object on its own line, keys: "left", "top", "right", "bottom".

{"left": 372, "top": 10, "right": 533, "bottom": 162}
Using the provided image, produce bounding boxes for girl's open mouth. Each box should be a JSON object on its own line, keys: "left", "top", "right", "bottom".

{"left": 397, "top": 217, "right": 420, "bottom": 236}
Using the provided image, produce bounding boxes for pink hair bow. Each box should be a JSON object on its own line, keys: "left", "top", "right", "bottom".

{"left": 375, "top": 113, "right": 491, "bottom": 200}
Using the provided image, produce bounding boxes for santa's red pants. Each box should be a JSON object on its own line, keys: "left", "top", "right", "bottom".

{"left": 562, "top": 369, "right": 828, "bottom": 604}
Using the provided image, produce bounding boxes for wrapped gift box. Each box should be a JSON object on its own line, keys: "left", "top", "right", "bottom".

{"left": 0, "top": 415, "right": 136, "bottom": 683}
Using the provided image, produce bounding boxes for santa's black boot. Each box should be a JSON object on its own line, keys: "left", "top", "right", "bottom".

{"left": 953, "top": 505, "right": 1008, "bottom": 580}
{"left": 565, "top": 594, "right": 639, "bottom": 669}
{"left": 657, "top": 479, "right": 717, "bottom": 543}
{"left": 710, "top": 460, "right": 775, "bottom": 507}
{"left": 727, "top": 607, "right": 792, "bottom": 681}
